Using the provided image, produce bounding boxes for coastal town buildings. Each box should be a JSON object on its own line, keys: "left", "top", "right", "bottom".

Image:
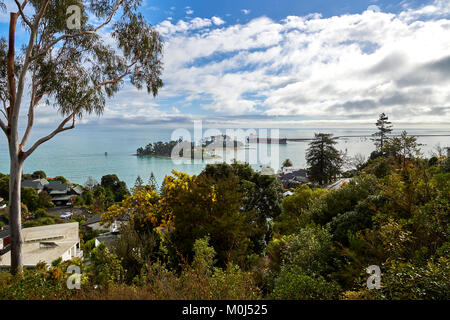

{"left": 0, "top": 223, "right": 82, "bottom": 268}
{"left": 21, "top": 179, "right": 83, "bottom": 206}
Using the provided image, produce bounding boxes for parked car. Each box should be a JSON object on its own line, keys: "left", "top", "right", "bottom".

{"left": 60, "top": 212, "right": 73, "bottom": 219}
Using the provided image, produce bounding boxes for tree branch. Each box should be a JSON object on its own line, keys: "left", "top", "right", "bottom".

{"left": 32, "top": 0, "right": 123, "bottom": 60}
{"left": 22, "top": 112, "right": 75, "bottom": 160}
{"left": 11, "top": 0, "right": 49, "bottom": 132}
{"left": 20, "top": 81, "right": 37, "bottom": 150}
{"left": 14, "top": 0, "right": 32, "bottom": 28}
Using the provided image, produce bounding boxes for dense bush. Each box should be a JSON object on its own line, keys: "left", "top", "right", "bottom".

{"left": 271, "top": 268, "right": 340, "bottom": 300}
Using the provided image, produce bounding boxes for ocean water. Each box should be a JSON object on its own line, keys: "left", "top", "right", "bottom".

{"left": 0, "top": 126, "right": 449, "bottom": 189}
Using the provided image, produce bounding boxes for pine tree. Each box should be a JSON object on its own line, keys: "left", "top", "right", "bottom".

{"left": 148, "top": 172, "right": 159, "bottom": 191}
{"left": 372, "top": 113, "right": 393, "bottom": 151}
{"left": 134, "top": 176, "right": 144, "bottom": 189}
{"left": 306, "top": 133, "right": 343, "bottom": 185}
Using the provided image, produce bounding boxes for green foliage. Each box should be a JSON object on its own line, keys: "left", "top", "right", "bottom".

{"left": 439, "top": 158, "right": 450, "bottom": 173}
{"left": 37, "top": 191, "right": 54, "bottom": 209}
{"left": 53, "top": 176, "right": 68, "bottom": 184}
{"left": 34, "top": 208, "right": 48, "bottom": 219}
{"left": 271, "top": 269, "right": 341, "bottom": 300}
{"left": 0, "top": 174, "right": 8, "bottom": 201}
{"left": 32, "top": 171, "right": 47, "bottom": 179}
{"left": 167, "top": 170, "right": 257, "bottom": 269}
{"left": 327, "top": 200, "right": 375, "bottom": 245}
{"left": 73, "top": 196, "right": 84, "bottom": 206}
{"left": 0, "top": 268, "right": 70, "bottom": 300}
{"left": 275, "top": 185, "right": 325, "bottom": 235}
{"left": 281, "top": 225, "right": 334, "bottom": 275}
{"left": 101, "top": 174, "right": 130, "bottom": 202}
{"left": 113, "top": 221, "right": 162, "bottom": 284}
{"left": 200, "top": 162, "right": 284, "bottom": 254}
{"left": 82, "top": 189, "right": 94, "bottom": 205}
{"left": 87, "top": 243, "right": 124, "bottom": 288}
{"left": 364, "top": 258, "right": 450, "bottom": 300}
{"left": 21, "top": 187, "right": 39, "bottom": 212}
{"left": 304, "top": 174, "right": 379, "bottom": 226}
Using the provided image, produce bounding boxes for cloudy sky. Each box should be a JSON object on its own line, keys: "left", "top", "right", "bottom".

{"left": 1, "top": 0, "right": 450, "bottom": 130}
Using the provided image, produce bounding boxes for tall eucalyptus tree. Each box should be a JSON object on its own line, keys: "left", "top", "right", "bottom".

{"left": 0, "top": 0, "right": 163, "bottom": 274}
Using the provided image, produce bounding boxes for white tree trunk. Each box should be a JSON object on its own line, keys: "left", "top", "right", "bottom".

{"left": 8, "top": 136, "right": 24, "bottom": 274}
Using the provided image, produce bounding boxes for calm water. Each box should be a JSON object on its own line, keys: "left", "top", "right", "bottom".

{"left": 0, "top": 126, "right": 449, "bottom": 188}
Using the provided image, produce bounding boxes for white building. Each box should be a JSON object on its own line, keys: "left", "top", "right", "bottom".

{"left": 0, "top": 222, "right": 82, "bottom": 268}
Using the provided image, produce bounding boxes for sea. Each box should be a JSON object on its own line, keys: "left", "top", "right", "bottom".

{"left": 0, "top": 126, "right": 449, "bottom": 189}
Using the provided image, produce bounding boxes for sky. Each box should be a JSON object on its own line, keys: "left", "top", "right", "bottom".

{"left": 1, "top": 0, "right": 450, "bottom": 130}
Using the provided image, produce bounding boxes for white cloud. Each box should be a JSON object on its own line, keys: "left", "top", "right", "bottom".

{"left": 186, "top": 8, "right": 194, "bottom": 15}
{"left": 157, "top": 17, "right": 213, "bottom": 35}
{"left": 15, "top": 1, "right": 449, "bottom": 128}
{"left": 153, "top": 0, "right": 450, "bottom": 124}
{"left": 212, "top": 16, "right": 225, "bottom": 25}
{"left": 367, "top": 5, "right": 381, "bottom": 12}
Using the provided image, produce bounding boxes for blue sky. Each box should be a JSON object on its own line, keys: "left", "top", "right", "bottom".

{"left": 1, "top": 0, "right": 449, "bottom": 130}
{"left": 142, "top": 0, "right": 420, "bottom": 24}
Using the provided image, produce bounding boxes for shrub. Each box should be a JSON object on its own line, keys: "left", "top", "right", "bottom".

{"left": 305, "top": 174, "right": 379, "bottom": 226}
{"left": 281, "top": 225, "right": 334, "bottom": 275}
{"left": 34, "top": 209, "right": 48, "bottom": 219}
{"left": 87, "top": 243, "right": 124, "bottom": 288}
{"left": 271, "top": 268, "right": 341, "bottom": 300}
{"left": 326, "top": 200, "right": 376, "bottom": 245}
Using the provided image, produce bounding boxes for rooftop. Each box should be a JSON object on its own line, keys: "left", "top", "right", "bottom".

{"left": 47, "top": 181, "right": 69, "bottom": 192}
{"left": 0, "top": 223, "right": 79, "bottom": 267}
{"left": 22, "top": 179, "right": 47, "bottom": 190}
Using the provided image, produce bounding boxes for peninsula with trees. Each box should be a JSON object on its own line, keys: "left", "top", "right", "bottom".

{"left": 136, "top": 135, "right": 244, "bottom": 159}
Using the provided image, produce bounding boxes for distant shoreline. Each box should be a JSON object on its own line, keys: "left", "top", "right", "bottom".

{"left": 134, "top": 154, "right": 221, "bottom": 160}
{"left": 287, "top": 134, "right": 450, "bottom": 142}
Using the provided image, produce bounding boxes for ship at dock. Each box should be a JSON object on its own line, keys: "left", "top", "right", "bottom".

{"left": 247, "top": 134, "right": 287, "bottom": 144}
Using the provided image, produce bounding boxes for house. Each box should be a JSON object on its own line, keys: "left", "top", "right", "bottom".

{"left": 83, "top": 213, "right": 129, "bottom": 233}
{"left": 21, "top": 179, "right": 49, "bottom": 193}
{"left": 21, "top": 179, "right": 83, "bottom": 206}
{"left": 0, "top": 222, "right": 82, "bottom": 268}
{"left": 0, "top": 225, "right": 10, "bottom": 255}
{"left": 278, "top": 169, "right": 309, "bottom": 188}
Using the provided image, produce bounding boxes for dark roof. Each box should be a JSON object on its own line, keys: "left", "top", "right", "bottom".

{"left": 22, "top": 180, "right": 44, "bottom": 190}
{"left": 96, "top": 232, "right": 120, "bottom": 249}
{"left": 46, "top": 181, "right": 69, "bottom": 192}
{"left": 279, "top": 169, "right": 308, "bottom": 180}
{"left": 0, "top": 225, "right": 10, "bottom": 239}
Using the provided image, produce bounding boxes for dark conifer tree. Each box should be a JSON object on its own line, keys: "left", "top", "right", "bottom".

{"left": 372, "top": 113, "right": 393, "bottom": 151}
{"left": 306, "top": 133, "right": 343, "bottom": 185}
